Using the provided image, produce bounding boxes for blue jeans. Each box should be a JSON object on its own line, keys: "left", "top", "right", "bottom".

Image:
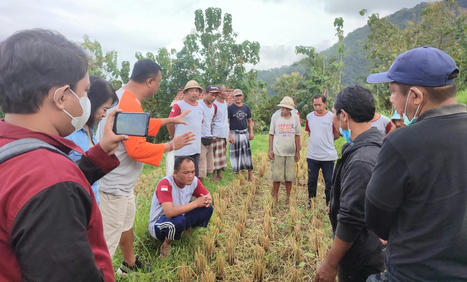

{"left": 154, "top": 206, "right": 213, "bottom": 240}
{"left": 307, "top": 158, "right": 334, "bottom": 205}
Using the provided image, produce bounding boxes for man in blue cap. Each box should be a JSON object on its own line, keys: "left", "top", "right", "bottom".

{"left": 365, "top": 46, "right": 467, "bottom": 281}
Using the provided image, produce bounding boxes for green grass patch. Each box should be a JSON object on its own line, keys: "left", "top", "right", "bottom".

{"left": 457, "top": 88, "right": 467, "bottom": 105}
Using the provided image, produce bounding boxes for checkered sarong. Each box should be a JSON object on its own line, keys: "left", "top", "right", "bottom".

{"left": 212, "top": 138, "right": 227, "bottom": 170}
{"left": 229, "top": 129, "right": 253, "bottom": 173}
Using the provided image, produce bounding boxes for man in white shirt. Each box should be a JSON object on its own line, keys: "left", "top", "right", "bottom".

{"left": 305, "top": 95, "right": 340, "bottom": 207}
{"left": 211, "top": 85, "right": 230, "bottom": 181}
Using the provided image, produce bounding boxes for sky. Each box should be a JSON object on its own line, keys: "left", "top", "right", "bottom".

{"left": 0, "top": 0, "right": 434, "bottom": 70}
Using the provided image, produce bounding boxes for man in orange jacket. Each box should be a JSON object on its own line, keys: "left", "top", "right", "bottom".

{"left": 97, "top": 60, "right": 195, "bottom": 274}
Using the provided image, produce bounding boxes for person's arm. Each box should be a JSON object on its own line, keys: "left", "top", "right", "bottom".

{"left": 305, "top": 118, "right": 310, "bottom": 137}
{"left": 294, "top": 135, "right": 301, "bottom": 162}
{"left": 268, "top": 116, "right": 275, "bottom": 160}
{"left": 294, "top": 117, "right": 301, "bottom": 162}
{"left": 248, "top": 118, "right": 254, "bottom": 140}
{"left": 316, "top": 161, "right": 374, "bottom": 281}
{"left": 228, "top": 119, "right": 234, "bottom": 144}
{"left": 333, "top": 125, "right": 340, "bottom": 140}
{"left": 161, "top": 196, "right": 208, "bottom": 218}
{"left": 167, "top": 104, "right": 181, "bottom": 139}
{"left": 247, "top": 106, "right": 254, "bottom": 140}
{"left": 78, "top": 143, "right": 120, "bottom": 185}
{"left": 160, "top": 110, "right": 190, "bottom": 127}
{"left": 315, "top": 236, "right": 353, "bottom": 282}
{"left": 11, "top": 182, "right": 105, "bottom": 281}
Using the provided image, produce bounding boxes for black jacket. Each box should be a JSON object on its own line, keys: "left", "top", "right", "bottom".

{"left": 329, "top": 127, "right": 384, "bottom": 273}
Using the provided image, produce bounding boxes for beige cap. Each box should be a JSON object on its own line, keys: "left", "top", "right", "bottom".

{"left": 277, "top": 96, "right": 295, "bottom": 110}
{"left": 233, "top": 89, "right": 243, "bottom": 96}
{"left": 183, "top": 80, "right": 203, "bottom": 92}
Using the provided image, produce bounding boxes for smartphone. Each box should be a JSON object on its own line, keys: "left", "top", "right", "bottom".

{"left": 113, "top": 112, "right": 150, "bottom": 136}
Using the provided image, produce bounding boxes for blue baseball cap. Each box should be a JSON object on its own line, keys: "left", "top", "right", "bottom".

{"left": 367, "top": 46, "right": 459, "bottom": 87}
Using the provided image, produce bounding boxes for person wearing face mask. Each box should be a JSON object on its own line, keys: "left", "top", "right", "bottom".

{"left": 66, "top": 76, "right": 119, "bottom": 206}
{"left": 365, "top": 47, "right": 466, "bottom": 281}
{"left": 95, "top": 60, "right": 195, "bottom": 275}
{"left": 316, "top": 86, "right": 384, "bottom": 282}
{"left": 0, "top": 29, "right": 127, "bottom": 281}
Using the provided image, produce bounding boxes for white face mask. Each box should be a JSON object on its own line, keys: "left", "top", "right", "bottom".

{"left": 55, "top": 87, "right": 91, "bottom": 131}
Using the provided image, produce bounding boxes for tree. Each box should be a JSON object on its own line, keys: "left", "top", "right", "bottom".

{"left": 172, "top": 7, "right": 260, "bottom": 92}
{"left": 80, "top": 35, "right": 130, "bottom": 90}
{"left": 365, "top": 0, "right": 466, "bottom": 109}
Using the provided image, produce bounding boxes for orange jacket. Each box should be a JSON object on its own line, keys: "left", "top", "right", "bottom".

{"left": 118, "top": 89, "right": 165, "bottom": 166}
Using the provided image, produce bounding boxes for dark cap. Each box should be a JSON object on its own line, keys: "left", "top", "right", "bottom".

{"left": 367, "top": 46, "right": 459, "bottom": 87}
{"left": 206, "top": 85, "right": 220, "bottom": 93}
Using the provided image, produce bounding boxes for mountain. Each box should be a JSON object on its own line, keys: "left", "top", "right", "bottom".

{"left": 257, "top": 0, "right": 467, "bottom": 91}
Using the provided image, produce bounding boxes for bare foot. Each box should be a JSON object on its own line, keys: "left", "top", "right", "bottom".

{"left": 160, "top": 239, "right": 171, "bottom": 258}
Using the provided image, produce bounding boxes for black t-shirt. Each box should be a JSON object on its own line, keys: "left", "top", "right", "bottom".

{"left": 366, "top": 105, "right": 467, "bottom": 281}
{"left": 228, "top": 104, "right": 251, "bottom": 130}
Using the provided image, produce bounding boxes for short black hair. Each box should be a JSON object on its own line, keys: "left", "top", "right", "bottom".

{"left": 130, "top": 59, "right": 161, "bottom": 83}
{"left": 86, "top": 76, "right": 119, "bottom": 128}
{"left": 0, "top": 29, "right": 88, "bottom": 114}
{"left": 313, "top": 95, "right": 327, "bottom": 103}
{"left": 334, "top": 85, "right": 375, "bottom": 122}
{"left": 393, "top": 82, "right": 456, "bottom": 103}
{"left": 174, "top": 156, "right": 195, "bottom": 171}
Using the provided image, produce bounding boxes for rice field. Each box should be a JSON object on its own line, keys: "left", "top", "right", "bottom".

{"left": 114, "top": 132, "right": 338, "bottom": 281}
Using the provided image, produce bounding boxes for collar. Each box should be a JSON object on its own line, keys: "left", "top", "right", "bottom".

{"left": 0, "top": 120, "right": 85, "bottom": 155}
{"left": 122, "top": 88, "right": 141, "bottom": 105}
{"left": 417, "top": 104, "right": 466, "bottom": 122}
{"left": 314, "top": 110, "right": 329, "bottom": 117}
{"left": 342, "top": 127, "right": 383, "bottom": 157}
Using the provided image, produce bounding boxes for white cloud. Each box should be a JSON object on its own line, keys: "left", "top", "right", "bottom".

{"left": 0, "top": 0, "right": 429, "bottom": 70}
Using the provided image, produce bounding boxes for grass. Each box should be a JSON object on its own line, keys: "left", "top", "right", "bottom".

{"left": 457, "top": 88, "right": 467, "bottom": 105}
{"left": 112, "top": 131, "right": 344, "bottom": 281}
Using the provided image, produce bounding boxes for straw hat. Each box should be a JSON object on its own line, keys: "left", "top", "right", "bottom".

{"left": 277, "top": 96, "right": 295, "bottom": 110}
{"left": 183, "top": 80, "right": 203, "bottom": 92}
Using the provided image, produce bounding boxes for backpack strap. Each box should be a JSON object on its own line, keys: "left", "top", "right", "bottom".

{"left": 0, "top": 138, "right": 71, "bottom": 164}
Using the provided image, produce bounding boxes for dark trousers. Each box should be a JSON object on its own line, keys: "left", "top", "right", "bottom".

{"left": 175, "top": 153, "right": 200, "bottom": 176}
{"left": 307, "top": 158, "right": 334, "bottom": 205}
{"left": 154, "top": 206, "right": 213, "bottom": 240}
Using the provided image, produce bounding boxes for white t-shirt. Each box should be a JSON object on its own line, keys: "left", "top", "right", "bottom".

{"left": 199, "top": 99, "right": 216, "bottom": 138}
{"left": 147, "top": 175, "right": 209, "bottom": 238}
{"left": 305, "top": 111, "right": 338, "bottom": 161}
{"left": 371, "top": 114, "right": 392, "bottom": 135}
{"left": 170, "top": 100, "right": 203, "bottom": 156}
{"left": 269, "top": 111, "right": 301, "bottom": 156}
{"left": 212, "top": 100, "right": 229, "bottom": 138}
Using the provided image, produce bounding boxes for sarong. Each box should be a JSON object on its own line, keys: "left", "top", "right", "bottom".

{"left": 212, "top": 138, "right": 227, "bottom": 170}
{"left": 229, "top": 129, "right": 253, "bottom": 173}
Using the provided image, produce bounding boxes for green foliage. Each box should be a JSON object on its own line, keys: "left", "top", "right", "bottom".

{"left": 80, "top": 35, "right": 130, "bottom": 90}
{"left": 365, "top": 0, "right": 467, "bottom": 109}
{"left": 261, "top": 1, "right": 467, "bottom": 90}
{"left": 173, "top": 7, "right": 260, "bottom": 90}
{"left": 457, "top": 88, "right": 467, "bottom": 105}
